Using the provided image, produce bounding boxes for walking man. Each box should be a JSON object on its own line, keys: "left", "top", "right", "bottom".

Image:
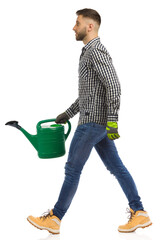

{"left": 27, "top": 8, "right": 152, "bottom": 234}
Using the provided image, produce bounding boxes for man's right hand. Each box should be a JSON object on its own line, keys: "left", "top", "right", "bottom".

{"left": 55, "top": 112, "right": 69, "bottom": 124}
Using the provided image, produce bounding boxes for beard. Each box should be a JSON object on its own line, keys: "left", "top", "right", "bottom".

{"left": 76, "top": 27, "right": 87, "bottom": 41}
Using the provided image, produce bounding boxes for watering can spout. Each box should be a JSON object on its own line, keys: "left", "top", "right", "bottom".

{"left": 5, "top": 121, "right": 38, "bottom": 151}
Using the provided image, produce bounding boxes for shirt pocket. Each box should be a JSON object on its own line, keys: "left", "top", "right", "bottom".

{"left": 79, "top": 61, "right": 88, "bottom": 79}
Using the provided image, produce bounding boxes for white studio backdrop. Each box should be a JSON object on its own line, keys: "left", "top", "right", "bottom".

{"left": 1, "top": 1, "right": 160, "bottom": 240}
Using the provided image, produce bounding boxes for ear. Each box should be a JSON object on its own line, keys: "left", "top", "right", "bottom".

{"left": 88, "top": 23, "right": 94, "bottom": 32}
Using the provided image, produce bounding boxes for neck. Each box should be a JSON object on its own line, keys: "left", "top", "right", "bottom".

{"left": 83, "top": 33, "right": 98, "bottom": 45}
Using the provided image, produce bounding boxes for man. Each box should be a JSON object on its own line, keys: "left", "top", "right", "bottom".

{"left": 27, "top": 8, "right": 152, "bottom": 234}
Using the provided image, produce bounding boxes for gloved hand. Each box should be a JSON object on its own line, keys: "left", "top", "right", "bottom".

{"left": 55, "top": 112, "right": 69, "bottom": 124}
{"left": 106, "top": 122, "right": 120, "bottom": 140}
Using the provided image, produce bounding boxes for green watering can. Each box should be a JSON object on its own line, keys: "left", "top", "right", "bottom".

{"left": 5, "top": 119, "right": 71, "bottom": 159}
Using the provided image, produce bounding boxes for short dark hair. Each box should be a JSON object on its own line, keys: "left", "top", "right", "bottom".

{"left": 76, "top": 8, "right": 101, "bottom": 26}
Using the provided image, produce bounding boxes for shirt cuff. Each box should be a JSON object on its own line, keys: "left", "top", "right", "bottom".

{"left": 65, "top": 109, "right": 75, "bottom": 118}
{"left": 107, "top": 115, "right": 118, "bottom": 122}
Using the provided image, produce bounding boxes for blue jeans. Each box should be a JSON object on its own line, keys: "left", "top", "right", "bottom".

{"left": 53, "top": 123, "right": 143, "bottom": 219}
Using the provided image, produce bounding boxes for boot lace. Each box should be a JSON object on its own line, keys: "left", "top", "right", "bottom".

{"left": 126, "top": 208, "right": 135, "bottom": 223}
{"left": 40, "top": 209, "right": 52, "bottom": 220}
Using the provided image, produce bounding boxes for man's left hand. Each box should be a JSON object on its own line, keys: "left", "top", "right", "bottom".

{"left": 106, "top": 122, "right": 120, "bottom": 140}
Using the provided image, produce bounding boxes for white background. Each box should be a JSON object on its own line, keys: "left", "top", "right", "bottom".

{"left": 1, "top": 0, "right": 160, "bottom": 240}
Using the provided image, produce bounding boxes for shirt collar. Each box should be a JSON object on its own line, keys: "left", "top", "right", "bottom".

{"left": 83, "top": 37, "right": 100, "bottom": 51}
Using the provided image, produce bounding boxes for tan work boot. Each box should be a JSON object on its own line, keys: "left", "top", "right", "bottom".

{"left": 27, "top": 209, "right": 61, "bottom": 234}
{"left": 118, "top": 208, "right": 152, "bottom": 233}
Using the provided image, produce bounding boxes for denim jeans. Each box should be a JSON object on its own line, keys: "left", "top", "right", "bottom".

{"left": 53, "top": 123, "right": 143, "bottom": 219}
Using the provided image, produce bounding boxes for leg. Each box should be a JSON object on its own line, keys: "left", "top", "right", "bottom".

{"left": 53, "top": 123, "right": 107, "bottom": 219}
{"left": 94, "top": 135, "right": 144, "bottom": 211}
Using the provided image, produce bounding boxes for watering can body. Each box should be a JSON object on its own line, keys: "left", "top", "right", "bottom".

{"left": 6, "top": 119, "right": 71, "bottom": 159}
{"left": 36, "top": 119, "right": 71, "bottom": 158}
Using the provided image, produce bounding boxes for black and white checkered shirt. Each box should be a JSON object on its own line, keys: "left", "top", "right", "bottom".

{"left": 66, "top": 37, "right": 121, "bottom": 126}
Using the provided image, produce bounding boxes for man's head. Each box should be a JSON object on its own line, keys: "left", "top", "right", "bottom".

{"left": 73, "top": 8, "right": 101, "bottom": 44}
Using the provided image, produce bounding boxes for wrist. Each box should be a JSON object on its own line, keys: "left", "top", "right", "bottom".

{"left": 107, "top": 122, "right": 118, "bottom": 128}
{"left": 65, "top": 109, "right": 73, "bottom": 118}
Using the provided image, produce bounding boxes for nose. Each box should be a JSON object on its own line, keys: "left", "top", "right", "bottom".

{"left": 73, "top": 25, "right": 76, "bottom": 31}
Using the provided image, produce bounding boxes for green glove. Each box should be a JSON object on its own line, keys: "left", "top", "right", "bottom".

{"left": 106, "top": 122, "right": 120, "bottom": 140}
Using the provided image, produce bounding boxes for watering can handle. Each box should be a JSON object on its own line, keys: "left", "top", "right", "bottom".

{"left": 37, "top": 119, "right": 71, "bottom": 140}
{"left": 64, "top": 120, "right": 71, "bottom": 140}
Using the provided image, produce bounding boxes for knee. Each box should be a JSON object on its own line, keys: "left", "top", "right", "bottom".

{"left": 106, "top": 163, "right": 128, "bottom": 178}
{"left": 112, "top": 165, "right": 129, "bottom": 178}
{"left": 64, "top": 162, "right": 81, "bottom": 185}
{"left": 106, "top": 165, "right": 115, "bottom": 176}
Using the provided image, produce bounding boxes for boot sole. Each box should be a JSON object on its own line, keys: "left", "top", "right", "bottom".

{"left": 118, "top": 221, "right": 152, "bottom": 233}
{"left": 27, "top": 217, "right": 60, "bottom": 234}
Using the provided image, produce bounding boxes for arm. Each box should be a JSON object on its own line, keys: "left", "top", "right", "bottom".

{"left": 65, "top": 98, "right": 80, "bottom": 118}
{"left": 91, "top": 48, "right": 121, "bottom": 122}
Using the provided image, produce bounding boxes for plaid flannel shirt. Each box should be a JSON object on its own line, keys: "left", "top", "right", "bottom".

{"left": 66, "top": 37, "right": 121, "bottom": 126}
